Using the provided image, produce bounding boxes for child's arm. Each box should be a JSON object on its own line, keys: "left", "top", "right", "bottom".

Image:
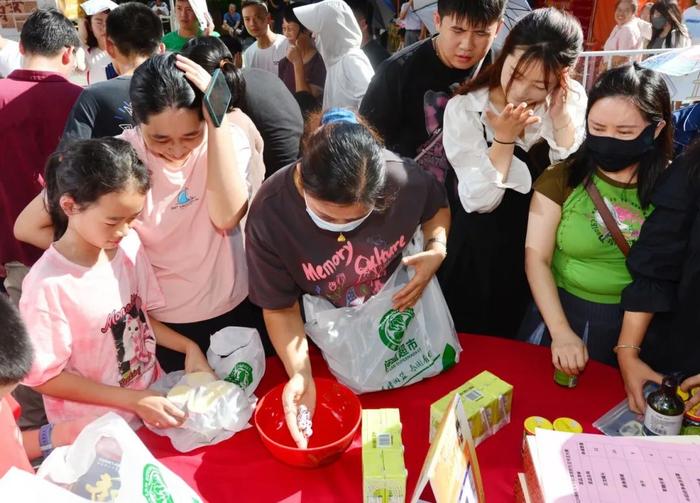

{"left": 149, "top": 318, "right": 215, "bottom": 375}
{"left": 21, "top": 416, "right": 94, "bottom": 460}
{"left": 14, "top": 192, "right": 53, "bottom": 250}
{"left": 32, "top": 372, "right": 186, "bottom": 428}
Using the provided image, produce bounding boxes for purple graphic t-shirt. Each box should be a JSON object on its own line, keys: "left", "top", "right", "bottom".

{"left": 246, "top": 150, "right": 448, "bottom": 309}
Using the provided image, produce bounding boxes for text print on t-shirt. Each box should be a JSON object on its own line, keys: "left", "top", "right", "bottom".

{"left": 101, "top": 293, "right": 156, "bottom": 387}
{"left": 116, "top": 100, "right": 133, "bottom": 132}
{"left": 301, "top": 234, "right": 407, "bottom": 306}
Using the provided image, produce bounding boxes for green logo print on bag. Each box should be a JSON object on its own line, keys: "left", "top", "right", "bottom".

{"left": 225, "top": 362, "right": 254, "bottom": 389}
{"left": 142, "top": 463, "right": 177, "bottom": 503}
{"left": 378, "top": 308, "right": 415, "bottom": 351}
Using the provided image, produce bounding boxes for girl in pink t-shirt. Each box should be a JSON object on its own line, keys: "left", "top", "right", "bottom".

{"left": 20, "top": 138, "right": 214, "bottom": 430}
{"left": 15, "top": 54, "right": 267, "bottom": 372}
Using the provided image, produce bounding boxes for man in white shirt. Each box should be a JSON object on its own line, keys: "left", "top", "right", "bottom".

{"left": 241, "top": 0, "right": 288, "bottom": 74}
{"left": 683, "top": 4, "right": 700, "bottom": 44}
{"left": 399, "top": 0, "right": 423, "bottom": 47}
{"left": 152, "top": 0, "right": 170, "bottom": 17}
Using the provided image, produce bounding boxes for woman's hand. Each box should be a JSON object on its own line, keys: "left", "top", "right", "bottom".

{"left": 392, "top": 249, "right": 445, "bottom": 312}
{"left": 175, "top": 54, "right": 212, "bottom": 93}
{"left": 485, "top": 102, "right": 541, "bottom": 144}
{"left": 550, "top": 328, "right": 588, "bottom": 377}
{"left": 175, "top": 54, "right": 222, "bottom": 127}
{"left": 548, "top": 75, "right": 570, "bottom": 124}
{"left": 130, "top": 390, "right": 186, "bottom": 429}
{"left": 184, "top": 342, "right": 216, "bottom": 377}
{"left": 617, "top": 350, "right": 662, "bottom": 414}
{"left": 680, "top": 374, "right": 700, "bottom": 412}
{"left": 287, "top": 44, "right": 303, "bottom": 66}
{"left": 283, "top": 373, "right": 316, "bottom": 449}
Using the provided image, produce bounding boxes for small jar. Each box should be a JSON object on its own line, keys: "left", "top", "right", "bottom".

{"left": 554, "top": 369, "right": 578, "bottom": 388}
{"left": 522, "top": 416, "right": 553, "bottom": 453}
{"left": 681, "top": 404, "right": 700, "bottom": 435}
{"left": 553, "top": 417, "right": 583, "bottom": 434}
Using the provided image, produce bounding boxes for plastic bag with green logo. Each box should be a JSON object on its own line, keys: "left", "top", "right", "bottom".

{"left": 303, "top": 264, "right": 461, "bottom": 394}
{"left": 37, "top": 413, "right": 202, "bottom": 502}
{"left": 206, "top": 326, "right": 265, "bottom": 396}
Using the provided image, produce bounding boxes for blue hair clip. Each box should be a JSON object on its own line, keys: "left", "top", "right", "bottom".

{"left": 321, "top": 108, "right": 359, "bottom": 125}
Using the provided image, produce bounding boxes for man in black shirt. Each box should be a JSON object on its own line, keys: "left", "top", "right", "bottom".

{"left": 349, "top": 0, "right": 390, "bottom": 70}
{"left": 62, "top": 2, "right": 163, "bottom": 141}
{"left": 359, "top": 0, "right": 504, "bottom": 158}
{"left": 239, "top": 67, "right": 304, "bottom": 176}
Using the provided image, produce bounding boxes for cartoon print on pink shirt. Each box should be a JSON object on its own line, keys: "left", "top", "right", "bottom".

{"left": 102, "top": 294, "right": 156, "bottom": 387}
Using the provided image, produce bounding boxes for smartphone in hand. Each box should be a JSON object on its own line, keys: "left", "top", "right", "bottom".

{"left": 204, "top": 68, "right": 232, "bottom": 128}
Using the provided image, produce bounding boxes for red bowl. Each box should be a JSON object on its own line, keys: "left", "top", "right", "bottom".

{"left": 254, "top": 378, "right": 362, "bottom": 468}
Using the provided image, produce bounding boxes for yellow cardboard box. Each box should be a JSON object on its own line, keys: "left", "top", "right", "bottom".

{"left": 362, "top": 409, "right": 407, "bottom": 503}
{"left": 429, "top": 371, "right": 513, "bottom": 445}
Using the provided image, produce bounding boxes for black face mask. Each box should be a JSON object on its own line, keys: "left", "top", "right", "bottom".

{"left": 585, "top": 123, "right": 658, "bottom": 173}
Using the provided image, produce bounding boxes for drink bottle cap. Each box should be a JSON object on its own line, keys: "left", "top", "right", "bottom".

{"left": 662, "top": 375, "right": 679, "bottom": 390}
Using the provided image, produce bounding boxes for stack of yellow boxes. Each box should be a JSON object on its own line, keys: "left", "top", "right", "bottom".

{"left": 362, "top": 409, "right": 407, "bottom": 503}
{"left": 429, "top": 371, "right": 513, "bottom": 445}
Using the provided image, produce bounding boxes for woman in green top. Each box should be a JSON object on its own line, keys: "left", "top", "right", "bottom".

{"left": 519, "top": 65, "right": 673, "bottom": 376}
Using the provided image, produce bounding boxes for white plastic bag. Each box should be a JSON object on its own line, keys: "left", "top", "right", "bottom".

{"left": 37, "top": 413, "right": 202, "bottom": 502}
{"left": 0, "top": 467, "right": 86, "bottom": 502}
{"left": 206, "top": 326, "right": 265, "bottom": 396}
{"left": 303, "top": 255, "right": 461, "bottom": 393}
{"left": 147, "top": 371, "right": 254, "bottom": 452}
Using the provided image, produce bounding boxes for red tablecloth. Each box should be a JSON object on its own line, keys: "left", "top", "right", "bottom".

{"left": 138, "top": 333, "right": 626, "bottom": 502}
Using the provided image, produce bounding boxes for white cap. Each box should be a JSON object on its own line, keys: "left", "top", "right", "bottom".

{"left": 80, "top": 0, "right": 119, "bottom": 16}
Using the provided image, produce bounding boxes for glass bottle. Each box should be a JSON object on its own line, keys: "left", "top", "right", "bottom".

{"left": 643, "top": 376, "right": 685, "bottom": 436}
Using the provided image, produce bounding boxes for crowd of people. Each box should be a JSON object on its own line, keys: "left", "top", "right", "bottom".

{"left": 1, "top": 0, "right": 700, "bottom": 479}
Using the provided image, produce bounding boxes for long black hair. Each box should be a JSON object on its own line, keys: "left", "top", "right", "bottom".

{"left": 648, "top": 0, "right": 688, "bottom": 48}
{"left": 567, "top": 64, "right": 673, "bottom": 208}
{"left": 458, "top": 8, "right": 582, "bottom": 99}
{"left": 44, "top": 138, "right": 150, "bottom": 240}
{"left": 300, "top": 111, "right": 388, "bottom": 209}
{"left": 130, "top": 53, "right": 203, "bottom": 125}
{"left": 283, "top": 2, "right": 309, "bottom": 31}
{"left": 181, "top": 36, "right": 246, "bottom": 110}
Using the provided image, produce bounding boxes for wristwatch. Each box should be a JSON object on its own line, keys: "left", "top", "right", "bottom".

{"left": 39, "top": 423, "right": 55, "bottom": 459}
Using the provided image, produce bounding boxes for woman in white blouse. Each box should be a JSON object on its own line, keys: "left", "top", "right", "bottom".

{"left": 439, "top": 8, "right": 586, "bottom": 339}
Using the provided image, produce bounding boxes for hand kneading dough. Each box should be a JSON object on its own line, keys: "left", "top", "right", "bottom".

{"left": 167, "top": 384, "right": 194, "bottom": 408}
{"left": 187, "top": 381, "right": 238, "bottom": 414}
{"left": 183, "top": 372, "right": 217, "bottom": 387}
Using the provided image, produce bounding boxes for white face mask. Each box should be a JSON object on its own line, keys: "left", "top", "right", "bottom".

{"left": 304, "top": 192, "right": 373, "bottom": 233}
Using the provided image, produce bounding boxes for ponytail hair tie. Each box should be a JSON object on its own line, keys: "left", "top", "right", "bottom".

{"left": 321, "top": 108, "right": 359, "bottom": 125}
{"left": 219, "top": 57, "right": 233, "bottom": 69}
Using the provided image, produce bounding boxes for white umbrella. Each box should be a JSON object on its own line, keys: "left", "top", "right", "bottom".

{"left": 640, "top": 46, "right": 700, "bottom": 101}
{"left": 412, "top": 0, "right": 531, "bottom": 51}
